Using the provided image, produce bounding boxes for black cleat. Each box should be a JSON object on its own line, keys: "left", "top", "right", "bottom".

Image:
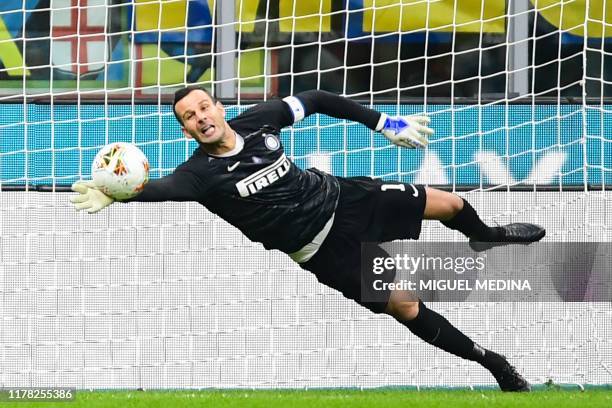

{"left": 482, "top": 351, "right": 531, "bottom": 392}
{"left": 469, "top": 223, "right": 546, "bottom": 252}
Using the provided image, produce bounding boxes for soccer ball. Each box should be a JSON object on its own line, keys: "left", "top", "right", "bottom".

{"left": 92, "top": 142, "right": 149, "bottom": 200}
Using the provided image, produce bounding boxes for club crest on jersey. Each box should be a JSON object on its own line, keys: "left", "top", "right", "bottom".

{"left": 263, "top": 133, "right": 280, "bottom": 151}
{"left": 236, "top": 154, "right": 291, "bottom": 197}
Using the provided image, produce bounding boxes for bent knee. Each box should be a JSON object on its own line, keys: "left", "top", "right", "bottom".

{"left": 441, "top": 193, "right": 464, "bottom": 216}
{"left": 448, "top": 194, "right": 464, "bottom": 214}
{"left": 424, "top": 188, "right": 464, "bottom": 220}
{"left": 386, "top": 300, "right": 420, "bottom": 321}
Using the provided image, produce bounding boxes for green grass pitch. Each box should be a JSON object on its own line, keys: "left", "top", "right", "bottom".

{"left": 3, "top": 388, "right": 611, "bottom": 408}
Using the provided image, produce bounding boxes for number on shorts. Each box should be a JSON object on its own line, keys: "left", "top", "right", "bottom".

{"left": 380, "top": 184, "right": 405, "bottom": 192}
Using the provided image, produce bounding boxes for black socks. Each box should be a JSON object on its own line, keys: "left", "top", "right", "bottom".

{"left": 442, "top": 199, "right": 504, "bottom": 241}
{"left": 402, "top": 300, "right": 486, "bottom": 362}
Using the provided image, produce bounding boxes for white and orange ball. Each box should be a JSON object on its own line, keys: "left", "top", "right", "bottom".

{"left": 92, "top": 142, "right": 149, "bottom": 200}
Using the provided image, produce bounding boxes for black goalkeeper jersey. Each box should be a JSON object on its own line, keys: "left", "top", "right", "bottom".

{"left": 132, "top": 91, "right": 381, "bottom": 254}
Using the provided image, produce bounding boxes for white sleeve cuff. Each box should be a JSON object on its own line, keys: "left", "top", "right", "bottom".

{"left": 375, "top": 113, "right": 388, "bottom": 132}
{"left": 282, "top": 96, "right": 306, "bottom": 123}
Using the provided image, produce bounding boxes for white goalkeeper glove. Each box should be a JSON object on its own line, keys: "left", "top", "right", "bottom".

{"left": 70, "top": 181, "right": 114, "bottom": 213}
{"left": 376, "top": 113, "right": 434, "bottom": 149}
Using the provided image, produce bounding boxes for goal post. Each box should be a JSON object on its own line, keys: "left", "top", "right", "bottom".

{"left": 0, "top": 0, "right": 611, "bottom": 389}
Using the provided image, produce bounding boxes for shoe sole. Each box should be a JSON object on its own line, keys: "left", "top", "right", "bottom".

{"left": 470, "top": 228, "right": 546, "bottom": 252}
{"left": 501, "top": 382, "right": 532, "bottom": 392}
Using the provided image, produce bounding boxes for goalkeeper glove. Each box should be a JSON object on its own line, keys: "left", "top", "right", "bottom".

{"left": 70, "top": 181, "right": 114, "bottom": 213}
{"left": 376, "top": 113, "right": 434, "bottom": 149}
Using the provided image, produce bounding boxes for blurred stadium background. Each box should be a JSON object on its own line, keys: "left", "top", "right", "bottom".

{"left": 0, "top": 0, "right": 611, "bottom": 393}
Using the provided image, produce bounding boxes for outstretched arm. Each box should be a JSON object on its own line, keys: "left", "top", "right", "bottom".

{"left": 71, "top": 170, "right": 203, "bottom": 213}
{"left": 286, "top": 90, "right": 381, "bottom": 130}
{"left": 129, "top": 171, "right": 203, "bottom": 202}
{"left": 286, "top": 90, "right": 434, "bottom": 149}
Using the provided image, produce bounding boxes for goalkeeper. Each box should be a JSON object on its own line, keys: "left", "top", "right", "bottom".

{"left": 71, "top": 87, "right": 544, "bottom": 391}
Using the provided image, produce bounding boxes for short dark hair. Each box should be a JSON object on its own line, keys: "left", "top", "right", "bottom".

{"left": 172, "top": 85, "right": 218, "bottom": 125}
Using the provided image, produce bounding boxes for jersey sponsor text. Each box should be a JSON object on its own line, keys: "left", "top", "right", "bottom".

{"left": 236, "top": 154, "right": 291, "bottom": 197}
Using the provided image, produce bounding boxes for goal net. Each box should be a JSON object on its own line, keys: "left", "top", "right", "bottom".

{"left": 0, "top": 0, "right": 610, "bottom": 389}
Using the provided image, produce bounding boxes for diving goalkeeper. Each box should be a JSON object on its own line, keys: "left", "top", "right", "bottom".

{"left": 71, "top": 87, "right": 545, "bottom": 391}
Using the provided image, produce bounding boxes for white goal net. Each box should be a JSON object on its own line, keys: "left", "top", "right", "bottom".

{"left": 0, "top": 0, "right": 611, "bottom": 389}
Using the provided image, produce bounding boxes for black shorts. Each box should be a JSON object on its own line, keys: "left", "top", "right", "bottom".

{"left": 300, "top": 177, "right": 427, "bottom": 313}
